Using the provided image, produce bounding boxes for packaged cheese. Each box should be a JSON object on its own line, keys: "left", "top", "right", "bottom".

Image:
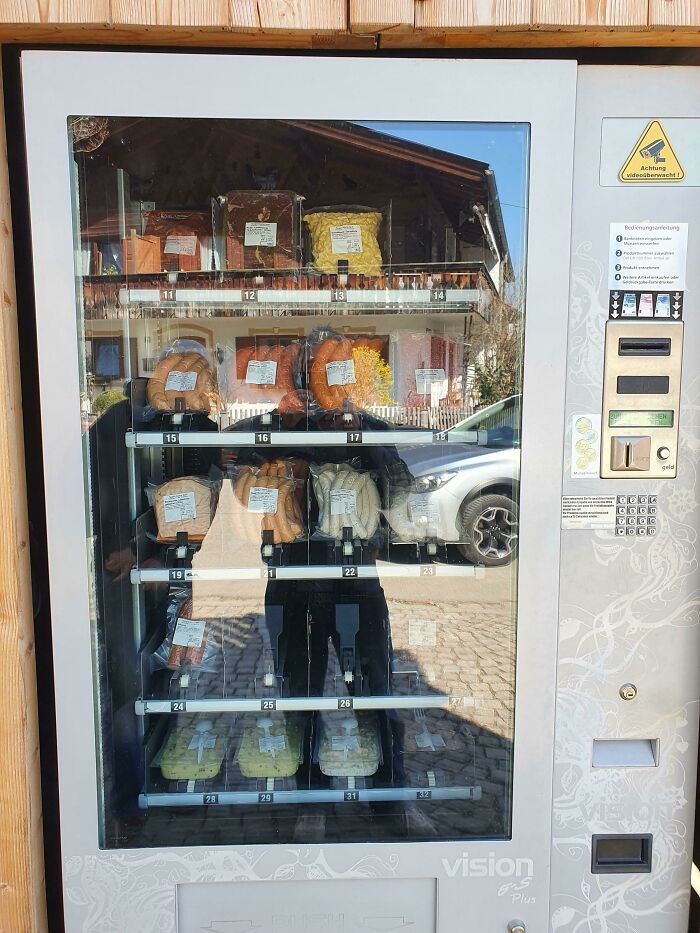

{"left": 303, "top": 207, "right": 385, "bottom": 276}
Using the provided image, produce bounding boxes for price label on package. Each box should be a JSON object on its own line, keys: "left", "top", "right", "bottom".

{"left": 164, "top": 370, "right": 198, "bottom": 393}
{"left": 172, "top": 618, "right": 206, "bottom": 648}
{"left": 247, "top": 486, "right": 279, "bottom": 514}
{"left": 245, "top": 360, "right": 278, "bottom": 385}
{"left": 162, "top": 492, "right": 197, "bottom": 523}
{"left": 164, "top": 234, "right": 197, "bottom": 256}
{"left": 244, "top": 222, "right": 277, "bottom": 247}
{"left": 415, "top": 368, "right": 447, "bottom": 399}
{"left": 259, "top": 735, "right": 286, "bottom": 754}
{"left": 330, "top": 224, "right": 363, "bottom": 254}
{"left": 326, "top": 359, "right": 356, "bottom": 386}
{"left": 330, "top": 489, "right": 357, "bottom": 515}
{"left": 408, "top": 495, "right": 439, "bottom": 525}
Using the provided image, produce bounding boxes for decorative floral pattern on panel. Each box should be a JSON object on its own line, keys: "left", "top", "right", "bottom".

{"left": 65, "top": 849, "right": 399, "bottom": 932}
{"left": 552, "top": 248, "right": 700, "bottom": 933}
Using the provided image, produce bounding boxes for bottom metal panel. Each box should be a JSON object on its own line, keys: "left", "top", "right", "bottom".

{"left": 176, "top": 876, "right": 437, "bottom": 933}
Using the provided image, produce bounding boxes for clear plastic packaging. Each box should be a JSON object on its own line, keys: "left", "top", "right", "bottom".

{"left": 393, "top": 332, "right": 464, "bottom": 409}
{"left": 158, "top": 715, "right": 230, "bottom": 781}
{"left": 142, "top": 210, "right": 213, "bottom": 273}
{"left": 317, "top": 711, "right": 381, "bottom": 777}
{"left": 310, "top": 461, "right": 381, "bottom": 541}
{"left": 384, "top": 486, "right": 441, "bottom": 544}
{"left": 217, "top": 190, "right": 302, "bottom": 271}
{"left": 146, "top": 339, "right": 222, "bottom": 415}
{"left": 237, "top": 713, "right": 303, "bottom": 779}
{"left": 152, "top": 588, "right": 220, "bottom": 674}
{"left": 307, "top": 330, "right": 393, "bottom": 413}
{"left": 303, "top": 205, "right": 386, "bottom": 276}
{"left": 152, "top": 474, "right": 219, "bottom": 543}
{"left": 230, "top": 460, "right": 307, "bottom": 546}
{"left": 223, "top": 339, "right": 303, "bottom": 409}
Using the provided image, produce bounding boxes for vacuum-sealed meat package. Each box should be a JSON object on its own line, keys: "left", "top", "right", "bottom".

{"left": 231, "top": 461, "right": 307, "bottom": 546}
{"left": 152, "top": 475, "right": 218, "bottom": 543}
{"left": 311, "top": 462, "right": 381, "bottom": 541}
{"left": 219, "top": 190, "right": 301, "bottom": 270}
{"left": 146, "top": 340, "right": 222, "bottom": 416}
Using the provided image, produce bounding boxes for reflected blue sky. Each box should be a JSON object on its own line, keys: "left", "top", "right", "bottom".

{"left": 359, "top": 122, "right": 529, "bottom": 277}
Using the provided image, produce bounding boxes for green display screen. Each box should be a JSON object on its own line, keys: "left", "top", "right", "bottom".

{"left": 609, "top": 410, "right": 674, "bottom": 428}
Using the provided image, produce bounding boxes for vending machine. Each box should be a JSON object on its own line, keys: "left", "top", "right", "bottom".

{"left": 18, "top": 52, "right": 700, "bottom": 933}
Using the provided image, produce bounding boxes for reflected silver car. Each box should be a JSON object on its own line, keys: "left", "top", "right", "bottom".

{"left": 399, "top": 396, "right": 520, "bottom": 566}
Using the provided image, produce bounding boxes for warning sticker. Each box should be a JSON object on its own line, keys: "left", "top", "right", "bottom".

{"left": 619, "top": 120, "right": 685, "bottom": 183}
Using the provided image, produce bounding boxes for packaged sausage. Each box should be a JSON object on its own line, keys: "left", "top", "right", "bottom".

{"left": 303, "top": 206, "right": 387, "bottom": 276}
{"left": 152, "top": 475, "right": 218, "bottom": 543}
{"left": 308, "top": 330, "right": 393, "bottom": 413}
{"left": 384, "top": 487, "right": 441, "bottom": 544}
{"left": 310, "top": 461, "right": 381, "bottom": 541}
{"left": 231, "top": 461, "right": 307, "bottom": 546}
{"left": 152, "top": 589, "right": 220, "bottom": 674}
{"left": 218, "top": 190, "right": 302, "bottom": 271}
{"left": 224, "top": 339, "right": 303, "bottom": 410}
{"left": 146, "top": 340, "right": 222, "bottom": 416}
{"left": 393, "top": 332, "right": 464, "bottom": 409}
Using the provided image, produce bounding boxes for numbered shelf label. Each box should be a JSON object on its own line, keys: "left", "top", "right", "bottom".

{"left": 416, "top": 789, "right": 432, "bottom": 800}
{"left": 341, "top": 566, "right": 358, "bottom": 578}
{"left": 338, "top": 697, "right": 354, "bottom": 710}
{"left": 347, "top": 431, "right": 362, "bottom": 445}
{"left": 331, "top": 288, "right": 347, "bottom": 303}
{"left": 255, "top": 431, "right": 272, "bottom": 445}
{"left": 430, "top": 287, "right": 447, "bottom": 302}
{"left": 261, "top": 699, "right": 277, "bottom": 711}
{"left": 258, "top": 792, "right": 274, "bottom": 804}
{"left": 163, "top": 432, "right": 180, "bottom": 445}
{"left": 170, "top": 700, "right": 186, "bottom": 712}
{"left": 169, "top": 568, "right": 189, "bottom": 582}
{"left": 344, "top": 790, "right": 360, "bottom": 802}
{"left": 242, "top": 288, "right": 259, "bottom": 303}
{"left": 420, "top": 565, "right": 436, "bottom": 576}
{"left": 203, "top": 793, "right": 219, "bottom": 805}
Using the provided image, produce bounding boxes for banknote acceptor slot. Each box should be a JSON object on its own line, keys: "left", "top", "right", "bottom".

{"left": 601, "top": 321, "right": 683, "bottom": 479}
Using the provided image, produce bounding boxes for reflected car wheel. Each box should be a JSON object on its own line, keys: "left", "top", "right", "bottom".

{"left": 457, "top": 494, "right": 518, "bottom": 567}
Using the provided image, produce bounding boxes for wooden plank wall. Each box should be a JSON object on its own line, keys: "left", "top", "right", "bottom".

{"left": 0, "top": 1, "right": 697, "bottom": 44}
{"left": 0, "top": 64, "right": 47, "bottom": 933}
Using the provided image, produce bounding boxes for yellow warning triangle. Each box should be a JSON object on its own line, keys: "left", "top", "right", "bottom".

{"left": 619, "top": 120, "right": 684, "bottom": 183}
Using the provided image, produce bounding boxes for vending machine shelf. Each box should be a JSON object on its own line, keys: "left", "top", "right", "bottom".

{"left": 138, "top": 784, "right": 482, "bottom": 808}
{"left": 131, "top": 563, "right": 484, "bottom": 584}
{"left": 126, "top": 429, "right": 469, "bottom": 448}
{"left": 135, "top": 694, "right": 454, "bottom": 715}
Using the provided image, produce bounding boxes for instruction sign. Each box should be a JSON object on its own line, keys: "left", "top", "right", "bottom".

{"left": 619, "top": 120, "right": 685, "bottom": 183}
{"left": 609, "top": 222, "right": 687, "bottom": 290}
{"left": 561, "top": 496, "right": 617, "bottom": 530}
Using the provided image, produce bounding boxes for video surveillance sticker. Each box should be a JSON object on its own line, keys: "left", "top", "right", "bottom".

{"left": 619, "top": 120, "right": 684, "bottom": 183}
{"left": 571, "top": 414, "right": 601, "bottom": 478}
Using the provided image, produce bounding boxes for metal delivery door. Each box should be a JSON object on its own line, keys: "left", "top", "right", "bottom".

{"left": 21, "top": 52, "right": 575, "bottom": 933}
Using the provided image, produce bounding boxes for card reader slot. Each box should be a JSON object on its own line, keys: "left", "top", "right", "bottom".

{"left": 618, "top": 337, "right": 671, "bottom": 357}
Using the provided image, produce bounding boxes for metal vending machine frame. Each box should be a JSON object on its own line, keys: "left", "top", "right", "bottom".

{"left": 21, "top": 51, "right": 577, "bottom": 932}
{"left": 553, "top": 66, "right": 700, "bottom": 933}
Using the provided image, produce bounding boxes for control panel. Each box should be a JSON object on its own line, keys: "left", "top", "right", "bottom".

{"left": 601, "top": 320, "right": 683, "bottom": 479}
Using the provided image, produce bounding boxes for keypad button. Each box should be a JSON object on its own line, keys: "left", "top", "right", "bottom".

{"left": 648, "top": 516, "right": 656, "bottom": 525}
{"left": 618, "top": 496, "right": 628, "bottom": 505}
{"left": 637, "top": 527, "right": 647, "bottom": 536}
{"left": 639, "top": 496, "right": 648, "bottom": 504}
{"left": 638, "top": 517, "right": 647, "bottom": 525}
{"left": 639, "top": 506, "right": 647, "bottom": 515}
{"left": 617, "top": 507, "right": 626, "bottom": 515}
{"left": 627, "top": 517, "right": 636, "bottom": 525}
{"left": 649, "top": 506, "right": 657, "bottom": 515}
{"left": 628, "top": 496, "right": 638, "bottom": 504}
{"left": 628, "top": 507, "right": 637, "bottom": 515}
{"left": 616, "top": 527, "right": 626, "bottom": 536}
{"left": 649, "top": 495, "right": 658, "bottom": 503}
{"left": 617, "top": 517, "right": 626, "bottom": 526}
{"left": 648, "top": 527, "right": 657, "bottom": 535}
{"left": 627, "top": 527, "right": 636, "bottom": 535}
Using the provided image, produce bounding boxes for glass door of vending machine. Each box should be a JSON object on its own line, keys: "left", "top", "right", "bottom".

{"left": 21, "top": 52, "right": 575, "bottom": 932}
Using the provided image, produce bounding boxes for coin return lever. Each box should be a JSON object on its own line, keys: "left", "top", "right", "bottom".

{"left": 601, "top": 321, "right": 683, "bottom": 479}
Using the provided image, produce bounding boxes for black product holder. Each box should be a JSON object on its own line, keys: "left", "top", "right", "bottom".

{"left": 335, "top": 602, "right": 361, "bottom": 691}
